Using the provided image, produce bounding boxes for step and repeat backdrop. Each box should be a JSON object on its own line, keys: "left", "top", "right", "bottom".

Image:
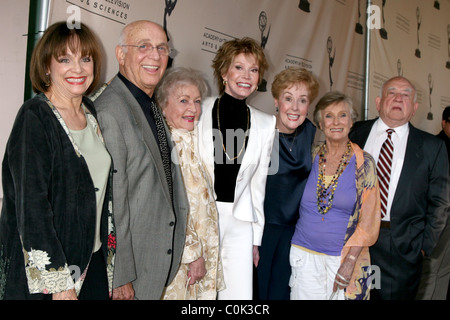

{"left": 368, "top": 0, "right": 450, "bottom": 135}
{"left": 48, "top": 0, "right": 366, "bottom": 119}
{"left": 1, "top": 0, "right": 449, "bottom": 199}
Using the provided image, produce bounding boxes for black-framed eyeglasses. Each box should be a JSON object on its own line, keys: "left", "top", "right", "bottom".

{"left": 121, "top": 43, "right": 172, "bottom": 56}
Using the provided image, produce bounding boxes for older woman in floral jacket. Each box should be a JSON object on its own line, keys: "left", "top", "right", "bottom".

{"left": 156, "top": 67, "right": 225, "bottom": 300}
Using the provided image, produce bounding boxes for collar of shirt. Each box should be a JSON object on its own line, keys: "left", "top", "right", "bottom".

{"left": 374, "top": 117, "right": 409, "bottom": 145}
{"left": 117, "top": 72, "right": 155, "bottom": 107}
{"left": 117, "top": 72, "right": 159, "bottom": 141}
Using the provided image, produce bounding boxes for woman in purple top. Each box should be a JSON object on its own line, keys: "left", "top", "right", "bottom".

{"left": 290, "top": 91, "right": 380, "bottom": 300}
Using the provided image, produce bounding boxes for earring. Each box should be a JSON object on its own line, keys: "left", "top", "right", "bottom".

{"left": 223, "top": 79, "right": 228, "bottom": 87}
{"left": 45, "top": 73, "right": 51, "bottom": 87}
{"left": 276, "top": 107, "right": 279, "bottom": 113}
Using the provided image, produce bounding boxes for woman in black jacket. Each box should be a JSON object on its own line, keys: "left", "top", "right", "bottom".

{"left": 0, "top": 21, "right": 115, "bottom": 300}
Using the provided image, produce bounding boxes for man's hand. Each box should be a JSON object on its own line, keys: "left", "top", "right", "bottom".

{"left": 112, "top": 282, "right": 135, "bottom": 300}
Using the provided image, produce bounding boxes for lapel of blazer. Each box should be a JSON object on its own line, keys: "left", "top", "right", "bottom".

{"left": 238, "top": 106, "right": 259, "bottom": 176}
{"left": 111, "top": 77, "right": 172, "bottom": 204}
{"left": 198, "top": 97, "right": 216, "bottom": 185}
{"left": 350, "top": 119, "right": 376, "bottom": 148}
{"left": 391, "top": 123, "right": 422, "bottom": 212}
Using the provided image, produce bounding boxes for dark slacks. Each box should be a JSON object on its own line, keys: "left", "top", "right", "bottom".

{"left": 370, "top": 227, "right": 423, "bottom": 300}
{"left": 416, "top": 217, "right": 450, "bottom": 300}
{"left": 257, "top": 224, "right": 295, "bottom": 300}
{"left": 78, "top": 249, "right": 110, "bottom": 300}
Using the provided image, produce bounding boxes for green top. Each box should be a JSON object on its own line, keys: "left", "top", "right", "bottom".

{"left": 70, "top": 115, "right": 111, "bottom": 252}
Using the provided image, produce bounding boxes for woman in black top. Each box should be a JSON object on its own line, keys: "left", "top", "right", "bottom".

{"left": 197, "top": 38, "right": 276, "bottom": 299}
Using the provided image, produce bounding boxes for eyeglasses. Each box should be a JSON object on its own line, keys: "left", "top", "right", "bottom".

{"left": 121, "top": 43, "right": 171, "bottom": 56}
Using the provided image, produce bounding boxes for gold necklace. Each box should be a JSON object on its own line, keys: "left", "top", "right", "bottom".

{"left": 280, "top": 128, "right": 297, "bottom": 152}
{"left": 216, "top": 96, "right": 249, "bottom": 161}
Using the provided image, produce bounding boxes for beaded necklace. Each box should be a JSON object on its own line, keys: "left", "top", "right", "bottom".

{"left": 316, "top": 140, "right": 352, "bottom": 217}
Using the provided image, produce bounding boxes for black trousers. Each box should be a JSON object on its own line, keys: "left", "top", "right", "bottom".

{"left": 370, "top": 227, "right": 423, "bottom": 300}
{"left": 79, "top": 249, "right": 110, "bottom": 300}
{"left": 257, "top": 224, "right": 295, "bottom": 300}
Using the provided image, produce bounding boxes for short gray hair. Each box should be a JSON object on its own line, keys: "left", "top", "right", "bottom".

{"left": 155, "top": 67, "right": 209, "bottom": 109}
{"left": 313, "top": 91, "right": 358, "bottom": 126}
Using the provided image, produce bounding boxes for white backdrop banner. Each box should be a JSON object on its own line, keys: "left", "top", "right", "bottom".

{"left": 48, "top": 0, "right": 366, "bottom": 121}
{"left": 368, "top": 0, "right": 450, "bottom": 134}
{"left": 2, "top": 1, "right": 449, "bottom": 199}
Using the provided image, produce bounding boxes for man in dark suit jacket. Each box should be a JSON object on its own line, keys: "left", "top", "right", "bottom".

{"left": 416, "top": 106, "right": 450, "bottom": 300}
{"left": 349, "top": 76, "right": 449, "bottom": 300}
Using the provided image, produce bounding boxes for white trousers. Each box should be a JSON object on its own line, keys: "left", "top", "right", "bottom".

{"left": 289, "top": 245, "right": 345, "bottom": 300}
{"left": 216, "top": 202, "right": 253, "bottom": 300}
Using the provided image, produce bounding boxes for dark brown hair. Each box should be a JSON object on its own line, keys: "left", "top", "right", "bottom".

{"left": 30, "top": 21, "right": 102, "bottom": 95}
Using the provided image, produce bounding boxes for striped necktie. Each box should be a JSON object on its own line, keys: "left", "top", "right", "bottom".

{"left": 377, "top": 129, "right": 395, "bottom": 218}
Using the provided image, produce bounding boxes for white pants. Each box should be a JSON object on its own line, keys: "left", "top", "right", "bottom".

{"left": 289, "top": 245, "right": 345, "bottom": 300}
{"left": 216, "top": 202, "right": 253, "bottom": 300}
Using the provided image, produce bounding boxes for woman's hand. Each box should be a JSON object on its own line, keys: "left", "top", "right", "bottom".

{"left": 188, "top": 257, "right": 206, "bottom": 285}
{"left": 333, "top": 247, "right": 363, "bottom": 293}
{"left": 333, "top": 256, "right": 356, "bottom": 292}
{"left": 52, "top": 288, "right": 77, "bottom": 300}
{"left": 253, "top": 246, "right": 260, "bottom": 267}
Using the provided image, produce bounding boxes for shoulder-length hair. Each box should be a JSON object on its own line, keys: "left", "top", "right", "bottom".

{"left": 212, "top": 37, "right": 268, "bottom": 95}
{"left": 30, "top": 21, "right": 102, "bottom": 95}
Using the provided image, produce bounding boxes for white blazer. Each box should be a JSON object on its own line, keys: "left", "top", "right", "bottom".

{"left": 197, "top": 96, "right": 276, "bottom": 245}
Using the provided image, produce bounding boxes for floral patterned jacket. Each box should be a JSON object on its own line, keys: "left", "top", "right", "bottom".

{"left": 163, "top": 127, "right": 225, "bottom": 300}
{"left": 0, "top": 94, "right": 116, "bottom": 299}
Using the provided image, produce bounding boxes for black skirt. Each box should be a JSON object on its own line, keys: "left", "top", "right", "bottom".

{"left": 78, "top": 249, "right": 110, "bottom": 300}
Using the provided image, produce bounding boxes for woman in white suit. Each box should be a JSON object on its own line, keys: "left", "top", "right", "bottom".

{"left": 197, "top": 37, "right": 276, "bottom": 300}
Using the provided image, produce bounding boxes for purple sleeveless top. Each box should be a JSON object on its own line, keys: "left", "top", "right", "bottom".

{"left": 291, "top": 154, "right": 356, "bottom": 256}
